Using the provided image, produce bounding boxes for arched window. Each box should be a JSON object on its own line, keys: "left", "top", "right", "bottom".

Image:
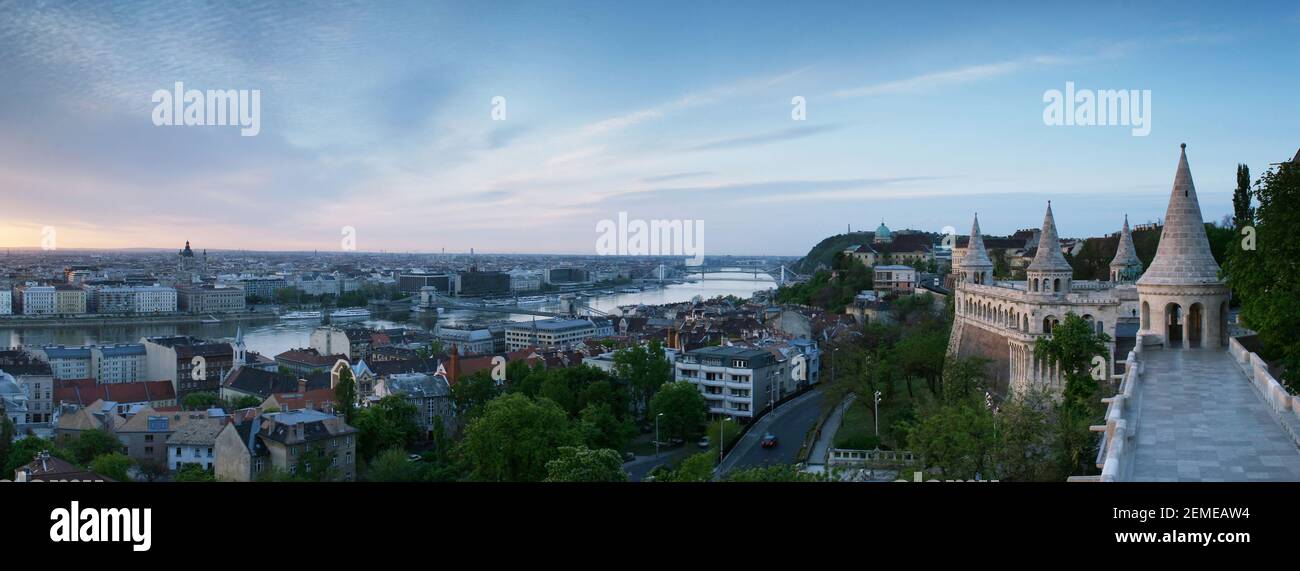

{"left": 1053, "top": 278, "right": 1061, "bottom": 292}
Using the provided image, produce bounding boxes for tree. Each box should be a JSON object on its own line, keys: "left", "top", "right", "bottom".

{"left": 136, "top": 459, "right": 170, "bottom": 482}
{"left": 90, "top": 453, "right": 133, "bottom": 482}
{"left": 0, "top": 417, "right": 14, "bottom": 469}
{"left": 724, "top": 464, "right": 822, "bottom": 482}
{"left": 1034, "top": 313, "right": 1110, "bottom": 416}
{"left": 227, "top": 395, "right": 263, "bottom": 410}
{"left": 649, "top": 381, "right": 707, "bottom": 441}
{"left": 579, "top": 403, "right": 636, "bottom": 452}
{"left": 457, "top": 393, "right": 581, "bottom": 482}
{"left": 334, "top": 364, "right": 358, "bottom": 424}
{"left": 452, "top": 369, "right": 502, "bottom": 420}
{"left": 1223, "top": 160, "right": 1300, "bottom": 392}
{"left": 661, "top": 452, "right": 716, "bottom": 482}
{"left": 905, "top": 391, "right": 996, "bottom": 480}
{"left": 354, "top": 395, "right": 421, "bottom": 461}
{"left": 182, "top": 392, "right": 222, "bottom": 410}
{"left": 3, "top": 436, "right": 61, "bottom": 476}
{"left": 991, "top": 389, "right": 1056, "bottom": 481}
{"left": 365, "top": 447, "right": 426, "bottom": 482}
{"left": 1233, "top": 163, "right": 1254, "bottom": 229}
{"left": 174, "top": 463, "right": 215, "bottom": 482}
{"left": 613, "top": 340, "right": 673, "bottom": 418}
{"left": 543, "top": 446, "right": 627, "bottom": 482}
{"left": 66, "top": 429, "right": 123, "bottom": 466}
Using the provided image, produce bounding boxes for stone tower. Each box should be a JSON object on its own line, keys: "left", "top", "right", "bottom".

{"left": 958, "top": 214, "right": 993, "bottom": 285}
{"left": 1136, "top": 144, "right": 1230, "bottom": 348}
{"left": 1109, "top": 214, "right": 1143, "bottom": 283}
{"left": 1026, "top": 202, "right": 1072, "bottom": 296}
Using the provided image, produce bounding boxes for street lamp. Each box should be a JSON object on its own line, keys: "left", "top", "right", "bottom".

{"left": 719, "top": 417, "right": 733, "bottom": 463}
{"left": 655, "top": 413, "right": 663, "bottom": 457}
{"left": 873, "top": 390, "right": 882, "bottom": 437}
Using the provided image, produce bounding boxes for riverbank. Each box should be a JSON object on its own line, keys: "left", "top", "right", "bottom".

{"left": 0, "top": 312, "right": 276, "bottom": 328}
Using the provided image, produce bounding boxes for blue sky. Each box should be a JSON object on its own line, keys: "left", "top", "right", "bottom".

{"left": 0, "top": 0, "right": 1296, "bottom": 255}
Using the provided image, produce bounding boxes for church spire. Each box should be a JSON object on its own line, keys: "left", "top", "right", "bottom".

{"left": 1027, "top": 201, "right": 1072, "bottom": 272}
{"left": 1136, "top": 144, "right": 1222, "bottom": 286}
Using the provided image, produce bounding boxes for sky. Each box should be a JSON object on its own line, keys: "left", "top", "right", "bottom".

{"left": 0, "top": 0, "right": 1297, "bottom": 256}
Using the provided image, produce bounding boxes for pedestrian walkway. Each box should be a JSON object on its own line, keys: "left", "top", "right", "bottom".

{"left": 807, "top": 394, "right": 855, "bottom": 466}
{"left": 1130, "top": 348, "right": 1300, "bottom": 481}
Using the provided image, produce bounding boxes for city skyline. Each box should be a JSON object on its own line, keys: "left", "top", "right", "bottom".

{"left": 1, "top": 1, "right": 1297, "bottom": 255}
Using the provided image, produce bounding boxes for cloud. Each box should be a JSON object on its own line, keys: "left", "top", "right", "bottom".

{"left": 683, "top": 123, "right": 848, "bottom": 152}
{"left": 642, "top": 171, "right": 713, "bottom": 183}
{"left": 832, "top": 56, "right": 1072, "bottom": 98}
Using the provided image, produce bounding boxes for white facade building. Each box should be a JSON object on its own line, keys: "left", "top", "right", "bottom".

{"left": 0, "top": 290, "right": 11, "bottom": 315}
{"left": 18, "top": 285, "right": 56, "bottom": 315}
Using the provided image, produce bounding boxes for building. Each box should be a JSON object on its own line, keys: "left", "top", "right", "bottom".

{"left": 15, "top": 284, "right": 56, "bottom": 315}
{"left": 949, "top": 145, "right": 1219, "bottom": 396}
{"left": 237, "top": 276, "right": 288, "bottom": 301}
{"left": 52, "top": 284, "right": 87, "bottom": 314}
{"left": 509, "top": 269, "right": 544, "bottom": 292}
{"left": 178, "top": 285, "right": 246, "bottom": 314}
{"left": 0, "top": 290, "right": 11, "bottom": 315}
{"left": 546, "top": 267, "right": 591, "bottom": 284}
{"left": 398, "top": 273, "right": 456, "bottom": 295}
{"left": 372, "top": 372, "right": 454, "bottom": 437}
{"left": 0, "top": 350, "right": 53, "bottom": 423}
{"left": 435, "top": 324, "right": 501, "bottom": 355}
{"left": 674, "top": 346, "right": 785, "bottom": 422}
{"left": 141, "top": 336, "right": 236, "bottom": 398}
{"left": 54, "top": 379, "right": 177, "bottom": 411}
{"left": 115, "top": 407, "right": 217, "bottom": 467}
{"left": 0, "top": 371, "right": 31, "bottom": 425}
{"left": 214, "top": 409, "right": 359, "bottom": 481}
{"left": 167, "top": 417, "right": 226, "bottom": 471}
{"left": 505, "top": 318, "right": 607, "bottom": 351}
{"left": 221, "top": 366, "right": 331, "bottom": 402}
{"left": 14, "top": 451, "right": 113, "bottom": 482}
{"left": 91, "top": 343, "right": 148, "bottom": 383}
{"left": 88, "top": 284, "right": 177, "bottom": 314}
{"left": 39, "top": 346, "right": 92, "bottom": 380}
{"left": 456, "top": 269, "right": 511, "bottom": 296}
{"left": 873, "top": 265, "right": 917, "bottom": 297}
{"left": 843, "top": 223, "right": 934, "bottom": 268}
{"left": 275, "top": 348, "right": 347, "bottom": 376}
{"left": 309, "top": 326, "right": 371, "bottom": 362}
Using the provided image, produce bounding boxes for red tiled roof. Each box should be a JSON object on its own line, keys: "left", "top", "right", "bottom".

{"left": 54, "top": 379, "right": 177, "bottom": 407}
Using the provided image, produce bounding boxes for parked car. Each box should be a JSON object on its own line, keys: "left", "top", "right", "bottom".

{"left": 760, "top": 433, "right": 778, "bottom": 449}
{"left": 697, "top": 436, "right": 711, "bottom": 449}
{"left": 407, "top": 454, "right": 423, "bottom": 462}
{"left": 622, "top": 451, "right": 636, "bottom": 463}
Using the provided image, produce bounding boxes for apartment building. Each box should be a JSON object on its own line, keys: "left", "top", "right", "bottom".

{"left": 505, "top": 317, "right": 607, "bottom": 351}
{"left": 141, "top": 336, "right": 235, "bottom": 398}
{"left": 674, "top": 346, "right": 785, "bottom": 422}
{"left": 177, "top": 285, "right": 246, "bottom": 314}
{"left": 39, "top": 346, "right": 92, "bottom": 380}
{"left": 15, "top": 284, "right": 56, "bottom": 315}
{"left": 53, "top": 284, "right": 87, "bottom": 314}
{"left": 215, "top": 409, "right": 359, "bottom": 482}
{"left": 92, "top": 343, "right": 148, "bottom": 383}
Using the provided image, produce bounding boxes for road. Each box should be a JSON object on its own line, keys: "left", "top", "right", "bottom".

{"left": 718, "top": 388, "right": 824, "bottom": 476}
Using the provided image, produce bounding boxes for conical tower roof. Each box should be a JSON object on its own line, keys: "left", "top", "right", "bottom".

{"left": 959, "top": 214, "right": 993, "bottom": 269}
{"left": 1109, "top": 214, "right": 1141, "bottom": 270}
{"left": 1137, "top": 144, "right": 1222, "bottom": 286}
{"left": 1027, "top": 202, "right": 1072, "bottom": 272}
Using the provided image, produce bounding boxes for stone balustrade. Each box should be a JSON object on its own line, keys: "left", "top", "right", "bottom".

{"left": 1228, "top": 337, "right": 1300, "bottom": 444}
{"left": 1083, "top": 337, "right": 1144, "bottom": 482}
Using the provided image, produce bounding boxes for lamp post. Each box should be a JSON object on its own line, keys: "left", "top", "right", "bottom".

{"left": 655, "top": 413, "right": 663, "bottom": 457}
{"left": 720, "top": 417, "right": 733, "bottom": 463}
{"left": 873, "top": 390, "right": 882, "bottom": 437}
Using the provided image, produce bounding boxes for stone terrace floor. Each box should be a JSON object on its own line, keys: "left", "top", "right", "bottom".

{"left": 1130, "top": 347, "right": 1300, "bottom": 481}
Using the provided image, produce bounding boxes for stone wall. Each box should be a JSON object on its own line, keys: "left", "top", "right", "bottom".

{"left": 955, "top": 322, "right": 1011, "bottom": 394}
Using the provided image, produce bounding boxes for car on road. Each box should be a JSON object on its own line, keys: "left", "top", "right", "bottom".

{"left": 697, "top": 436, "right": 711, "bottom": 449}
{"left": 407, "top": 454, "right": 422, "bottom": 462}
{"left": 760, "top": 433, "right": 778, "bottom": 449}
{"left": 622, "top": 451, "right": 636, "bottom": 463}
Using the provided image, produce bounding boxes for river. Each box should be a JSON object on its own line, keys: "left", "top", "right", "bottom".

{"left": 0, "top": 271, "right": 776, "bottom": 358}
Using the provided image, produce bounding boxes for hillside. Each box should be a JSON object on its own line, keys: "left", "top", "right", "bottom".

{"left": 791, "top": 232, "right": 873, "bottom": 274}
